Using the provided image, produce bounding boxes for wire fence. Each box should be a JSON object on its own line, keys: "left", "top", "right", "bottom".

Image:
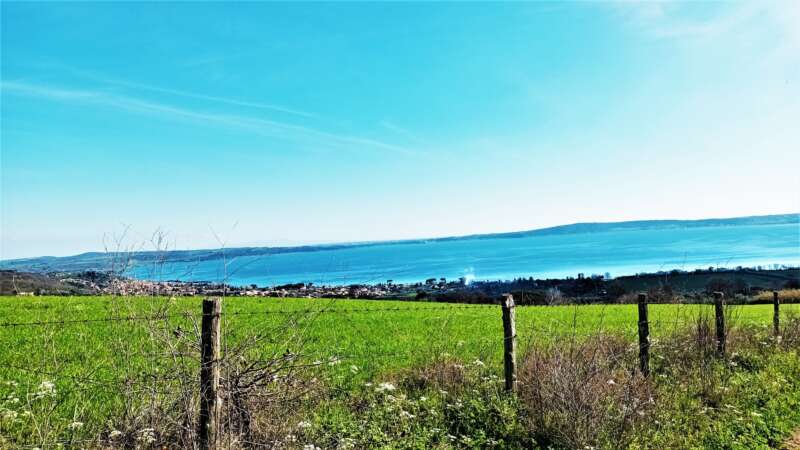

{"left": 0, "top": 293, "right": 795, "bottom": 449}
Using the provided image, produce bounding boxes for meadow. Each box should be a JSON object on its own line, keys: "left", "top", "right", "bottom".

{"left": 1, "top": 295, "right": 799, "bottom": 449}
{"left": 2, "top": 295, "right": 795, "bottom": 379}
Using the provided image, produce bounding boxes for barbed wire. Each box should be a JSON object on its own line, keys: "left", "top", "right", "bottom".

{"left": 0, "top": 303, "right": 500, "bottom": 328}
{"left": 2, "top": 300, "right": 792, "bottom": 329}
{"left": 0, "top": 314, "right": 186, "bottom": 328}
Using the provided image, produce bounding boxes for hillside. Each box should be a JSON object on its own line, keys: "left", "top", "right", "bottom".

{"left": 1, "top": 213, "right": 797, "bottom": 274}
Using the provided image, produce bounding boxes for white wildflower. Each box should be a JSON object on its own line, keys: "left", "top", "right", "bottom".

{"left": 137, "top": 428, "right": 156, "bottom": 444}
{"left": 400, "top": 410, "right": 415, "bottom": 419}
{"left": 109, "top": 430, "right": 123, "bottom": 439}
{"left": 338, "top": 437, "right": 356, "bottom": 449}
{"left": 606, "top": 379, "right": 616, "bottom": 385}
{"left": 297, "top": 420, "right": 312, "bottom": 429}
{"left": 472, "top": 359, "right": 485, "bottom": 367}
{"left": 375, "top": 382, "right": 396, "bottom": 393}
{"left": 68, "top": 421, "right": 83, "bottom": 430}
{"left": 1, "top": 408, "right": 18, "bottom": 421}
{"left": 32, "top": 380, "right": 56, "bottom": 399}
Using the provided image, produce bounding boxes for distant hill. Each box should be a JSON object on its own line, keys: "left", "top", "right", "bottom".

{"left": 442, "top": 213, "right": 800, "bottom": 241}
{"left": 0, "top": 270, "right": 98, "bottom": 295}
{"left": 1, "top": 213, "right": 797, "bottom": 274}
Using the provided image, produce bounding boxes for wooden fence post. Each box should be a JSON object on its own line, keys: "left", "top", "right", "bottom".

{"left": 199, "top": 298, "right": 222, "bottom": 450}
{"left": 713, "top": 292, "right": 725, "bottom": 357}
{"left": 501, "top": 293, "right": 517, "bottom": 392}
{"left": 637, "top": 293, "right": 650, "bottom": 377}
{"left": 773, "top": 290, "right": 780, "bottom": 337}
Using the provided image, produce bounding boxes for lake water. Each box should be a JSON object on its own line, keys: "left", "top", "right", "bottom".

{"left": 130, "top": 223, "right": 800, "bottom": 286}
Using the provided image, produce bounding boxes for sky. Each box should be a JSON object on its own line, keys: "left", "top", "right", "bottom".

{"left": 1, "top": 1, "right": 799, "bottom": 259}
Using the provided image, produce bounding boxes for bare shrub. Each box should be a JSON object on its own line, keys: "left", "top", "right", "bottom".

{"left": 399, "top": 358, "right": 468, "bottom": 394}
{"left": 220, "top": 333, "right": 326, "bottom": 448}
{"left": 649, "top": 284, "right": 687, "bottom": 303}
{"left": 779, "top": 312, "right": 800, "bottom": 350}
{"left": 97, "top": 306, "right": 327, "bottom": 449}
{"left": 615, "top": 292, "right": 638, "bottom": 304}
{"left": 517, "top": 334, "right": 653, "bottom": 449}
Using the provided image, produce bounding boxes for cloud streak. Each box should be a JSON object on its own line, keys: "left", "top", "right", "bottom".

{"left": 72, "top": 68, "right": 322, "bottom": 119}
{"left": 619, "top": 1, "right": 800, "bottom": 45}
{"left": 1, "top": 80, "right": 415, "bottom": 155}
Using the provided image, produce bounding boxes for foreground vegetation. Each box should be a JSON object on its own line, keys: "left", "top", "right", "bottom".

{"left": 1, "top": 295, "right": 799, "bottom": 448}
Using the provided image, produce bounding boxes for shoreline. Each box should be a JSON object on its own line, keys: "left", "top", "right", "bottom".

{"left": 3, "top": 265, "right": 798, "bottom": 303}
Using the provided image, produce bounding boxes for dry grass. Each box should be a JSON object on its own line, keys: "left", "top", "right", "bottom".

{"left": 399, "top": 358, "right": 469, "bottom": 394}
{"left": 778, "top": 312, "right": 800, "bottom": 350}
{"left": 756, "top": 289, "right": 800, "bottom": 303}
{"left": 784, "top": 429, "right": 800, "bottom": 450}
{"left": 517, "top": 335, "right": 654, "bottom": 449}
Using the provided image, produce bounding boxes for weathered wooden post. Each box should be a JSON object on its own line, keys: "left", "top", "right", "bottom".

{"left": 713, "top": 292, "right": 725, "bottom": 357}
{"left": 199, "top": 298, "right": 222, "bottom": 450}
{"left": 637, "top": 293, "right": 650, "bottom": 377}
{"left": 501, "top": 293, "right": 517, "bottom": 392}
{"left": 773, "top": 290, "right": 780, "bottom": 337}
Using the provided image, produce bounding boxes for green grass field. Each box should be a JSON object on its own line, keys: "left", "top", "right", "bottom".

{"left": 2, "top": 295, "right": 797, "bottom": 385}
{"left": 2, "top": 295, "right": 795, "bottom": 376}
{"left": 1, "top": 296, "right": 799, "bottom": 448}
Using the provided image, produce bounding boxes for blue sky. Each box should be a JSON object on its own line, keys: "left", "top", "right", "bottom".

{"left": 1, "top": 2, "right": 799, "bottom": 259}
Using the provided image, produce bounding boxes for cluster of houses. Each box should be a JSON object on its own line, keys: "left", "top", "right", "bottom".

{"left": 83, "top": 276, "right": 464, "bottom": 299}
{"left": 7, "top": 265, "right": 795, "bottom": 302}
{"left": 3, "top": 268, "right": 477, "bottom": 299}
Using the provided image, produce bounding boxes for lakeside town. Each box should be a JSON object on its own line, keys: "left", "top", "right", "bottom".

{"left": 3, "top": 264, "right": 798, "bottom": 304}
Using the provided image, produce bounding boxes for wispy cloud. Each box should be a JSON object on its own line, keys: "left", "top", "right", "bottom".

{"left": 618, "top": 1, "right": 799, "bottom": 44}
{"left": 64, "top": 66, "right": 321, "bottom": 119}
{"left": 1, "top": 80, "right": 415, "bottom": 155}
{"left": 379, "top": 120, "right": 430, "bottom": 146}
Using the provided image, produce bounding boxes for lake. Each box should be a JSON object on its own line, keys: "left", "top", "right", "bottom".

{"left": 128, "top": 223, "right": 800, "bottom": 286}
